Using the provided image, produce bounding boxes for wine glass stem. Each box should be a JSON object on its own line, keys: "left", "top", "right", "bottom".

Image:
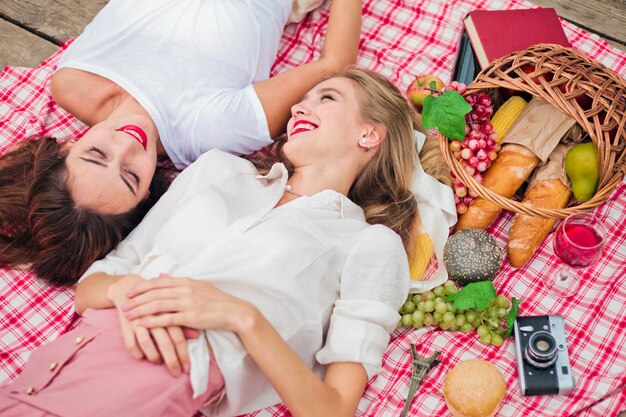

{"left": 558, "top": 270, "right": 569, "bottom": 282}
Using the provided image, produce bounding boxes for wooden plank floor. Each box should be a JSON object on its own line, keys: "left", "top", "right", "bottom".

{"left": 0, "top": 0, "right": 624, "bottom": 415}
{"left": 0, "top": 0, "right": 108, "bottom": 68}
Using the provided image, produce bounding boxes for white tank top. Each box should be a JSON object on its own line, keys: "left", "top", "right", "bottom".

{"left": 59, "top": 0, "right": 292, "bottom": 168}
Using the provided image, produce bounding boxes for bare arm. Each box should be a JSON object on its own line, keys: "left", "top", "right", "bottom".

{"left": 255, "top": 0, "right": 362, "bottom": 138}
{"left": 241, "top": 308, "right": 368, "bottom": 417}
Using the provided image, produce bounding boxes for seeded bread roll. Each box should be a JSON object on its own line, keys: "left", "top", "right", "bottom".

{"left": 443, "top": 229, "right": 503, "bottom": 285}
{"left": 456, "top": 144, "right": 539, "bottom": 230}
{"left": 508, "top": 179, "right": 571, "bottom": 267}
{"left": 444, "top": 359, "right": 506, "bottom": 417}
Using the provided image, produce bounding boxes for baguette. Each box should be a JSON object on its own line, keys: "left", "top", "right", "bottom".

{"left": 456, "top": 144, "right": 539, "bottom": 230}
{"left": 508, "top": 179, "right": 571, "bottom": 267}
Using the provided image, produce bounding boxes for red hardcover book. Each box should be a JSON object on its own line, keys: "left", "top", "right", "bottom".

{"left": 463, "top": 8, "right": 571, "bottom": 68}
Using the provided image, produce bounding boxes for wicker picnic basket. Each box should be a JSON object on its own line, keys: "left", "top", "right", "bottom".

{"left": 439, "top": 43, "right": 626, "bottom": 219}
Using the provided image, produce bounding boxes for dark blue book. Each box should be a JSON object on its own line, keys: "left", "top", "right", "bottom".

{"left": 452, "top": 29, "right": 480, "bottom": 85}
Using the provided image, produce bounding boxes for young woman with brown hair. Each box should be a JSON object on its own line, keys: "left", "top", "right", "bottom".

{"left": 0, "top": 0, "right": 361, "bottom": 285}
{"left": 0, "top": 69, "right": 451, "bottom": 417}
{"left": 0, "top": 138, "right": 172, "bottom": 284}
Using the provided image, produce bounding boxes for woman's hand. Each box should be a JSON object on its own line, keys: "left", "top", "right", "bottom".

{"left": 123, "top": 275, "right": 258, "bottom": 334}
{"left": 108, "top": 275, "right": 199, "bottom": 377}
{"left": 125, "top": 275, "right": 367, "bottom": 417}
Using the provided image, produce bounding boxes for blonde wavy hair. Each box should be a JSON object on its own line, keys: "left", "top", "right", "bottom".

{"left": 251, "top": 68, "right": 450, "bottom": 252}
{"left": 340, "top": 68, "right": 450, "bottom": 251}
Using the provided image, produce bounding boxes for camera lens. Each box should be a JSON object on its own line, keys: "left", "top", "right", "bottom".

{"left": 524, "top": 331, "right": 557, "bottom": 369}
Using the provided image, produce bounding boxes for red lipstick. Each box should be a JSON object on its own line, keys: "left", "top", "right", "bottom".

{"left": 291, "top": 120, "right": 319, "bottom": 137}
{"left": 116, "top": 125, "right": 148, "bottom": 150}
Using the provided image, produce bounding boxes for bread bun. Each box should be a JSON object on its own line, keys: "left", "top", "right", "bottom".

{"left": 444, "top": 359, "right": 506, "bottom": 417}
{"left": 443, "top": 229, "right": 503, "bottom": 285}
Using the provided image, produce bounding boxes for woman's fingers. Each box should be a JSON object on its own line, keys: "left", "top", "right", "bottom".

{"left": 134, "top": 325, "right": 161, "bottom": 364}
{"left": 167, "top": 326, "right": 191, "bottom": 374}
{"left": 118, "top": 313, "right": 144, "bottom": 360}
{"left": 139, "top": 312, "right": 187, "bottom": 329}
{"left": 123, "top": 286, "right": 192, "bottom": 312}
{"left": 124, "top": 299, "right": 183, "bottom": 320}
{"left": 127, "top": 275, "right": 190, "bottom": 297}
{"left": 125, "top": 278, "right": 246, "bottom": 331}
{"left": 182, "top": 327, "right": 200, "bottom": 339}
{"left": 150, "top": 327, "right": 182, "bottom": 377}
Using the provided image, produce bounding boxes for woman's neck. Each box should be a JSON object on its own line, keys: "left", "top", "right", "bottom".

{"left": 51, "top": 68, "right": 166, "bottom": 156}
{"left": 284, "top": 163, "right": 359, "bottom": 199}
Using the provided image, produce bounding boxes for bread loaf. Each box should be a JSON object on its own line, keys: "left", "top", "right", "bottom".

{"left": 508, "top": 179, "right": 571, "bottom": 267}
{"left": 456, "top": 144, "right": 539, "bottom": 230}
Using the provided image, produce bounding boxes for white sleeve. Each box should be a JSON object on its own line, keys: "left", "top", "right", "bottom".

{"left": 79, "top": 150, "right": 239, "bottom": 280}
{"left": 192, "top": 85, "right": 272, "bottom": 157}
{"left": 315, "top": 225, "right": 411, "bottom": 380}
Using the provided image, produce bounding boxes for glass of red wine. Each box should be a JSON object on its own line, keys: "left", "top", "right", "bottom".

{"left": 549, "top": 213, "right": 607, "bottom": 297}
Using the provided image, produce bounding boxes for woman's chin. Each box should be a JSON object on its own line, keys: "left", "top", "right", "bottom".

{"left": 282, "top": 140, "right": 300, "bottom": 160}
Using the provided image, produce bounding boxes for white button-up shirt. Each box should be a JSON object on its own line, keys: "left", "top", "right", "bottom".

{"left": 82, "top": 149, "right": 410, "bottom": 417}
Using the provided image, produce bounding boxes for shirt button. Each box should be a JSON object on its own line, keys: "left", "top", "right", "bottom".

{"left": 49, "top": 361, "right": 58, "bottom": 371}
{"left": 26, "top": 386, "right": 35, "bottom": 395}
{"left": 73, "top": 336, "right": 85, "bottom": 344}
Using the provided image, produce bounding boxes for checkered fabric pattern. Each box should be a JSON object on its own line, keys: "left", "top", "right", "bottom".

{"left": 1, "top": 1, "right": 624, "bottom": 416}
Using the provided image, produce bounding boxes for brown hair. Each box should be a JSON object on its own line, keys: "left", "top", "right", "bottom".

{"left": 250, "top": 68, "right": 450, "bottom": 252}
{"left": 0, "top": 137, "right": 171, "bottom": 285}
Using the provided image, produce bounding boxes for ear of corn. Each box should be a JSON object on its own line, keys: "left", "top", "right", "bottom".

{"left": 491, "top": 96, "right": 527, "bottom": 142}
{"left": 409, "top": 233, "right": 434, "bottom": 280}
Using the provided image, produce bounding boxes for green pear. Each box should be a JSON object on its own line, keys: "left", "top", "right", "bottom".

{"left": 565, "top": 142, "right": 599, "bottom": 203}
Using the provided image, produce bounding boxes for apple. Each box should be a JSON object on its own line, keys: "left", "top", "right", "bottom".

{"left": 406, "top": 74, "right": 445, "bottom": 110}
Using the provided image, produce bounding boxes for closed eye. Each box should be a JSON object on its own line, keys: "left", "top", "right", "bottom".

{"left": 125, "top": 169, "right": 140, "bottom": 186}
{"left": 79, "top": 148, "right": 138, "bottom": 195}
{"left": 317, "top": 87, "right": 342, "bottom": 102}
{"left": 87, "top": 146, "right": 107, "bottom": 159}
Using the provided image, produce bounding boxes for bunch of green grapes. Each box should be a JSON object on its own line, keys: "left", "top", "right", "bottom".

{"left": 397, "top": 281, "right": 512, "bottom": 347}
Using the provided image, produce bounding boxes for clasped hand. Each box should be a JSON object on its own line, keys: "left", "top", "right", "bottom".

{"left": 109, "top": 274, "right": 256, "bottom": 377}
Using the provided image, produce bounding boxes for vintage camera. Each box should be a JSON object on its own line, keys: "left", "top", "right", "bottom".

{"left": 514, "top": 315, "right": 575, "bottom": 396}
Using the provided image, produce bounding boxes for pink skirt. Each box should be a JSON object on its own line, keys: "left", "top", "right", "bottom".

{"left": 0, "top": 309, "right": 224, "bottom": 417}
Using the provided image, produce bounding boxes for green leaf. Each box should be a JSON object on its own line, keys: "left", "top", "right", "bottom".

{"left": 429, "top": 80, "right": 437, "bottom": 91}
{"left": 444, "top": 281, "right": 497, "bottom": 312}
{"left": 422, "top": 91, "right": 472, "bottom": 140}
{"left": 504, "top": 297, "right": 523, "bottom": 337}
{"left": 422, "top": 95, "right": 437, "bottom": 119}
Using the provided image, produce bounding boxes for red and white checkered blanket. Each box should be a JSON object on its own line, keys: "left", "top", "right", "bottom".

{"left": 1, "top": 1, "right": 625, "bottom": 416}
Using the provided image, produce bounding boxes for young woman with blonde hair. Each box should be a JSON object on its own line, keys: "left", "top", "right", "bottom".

{"left": 0, "top": 68, "right": 450, "bottom": 417}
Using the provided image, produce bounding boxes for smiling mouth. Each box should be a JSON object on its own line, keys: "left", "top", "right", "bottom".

{"left": 116, "top": 125, "right": 148, "bottom": 150}
{"left": 291, "top": 121, "right": 319, "bottom": 137}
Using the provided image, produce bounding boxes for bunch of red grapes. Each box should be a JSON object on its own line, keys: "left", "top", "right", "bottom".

{"left": 442, "top": 81, "right": 499, "bottom": 214}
